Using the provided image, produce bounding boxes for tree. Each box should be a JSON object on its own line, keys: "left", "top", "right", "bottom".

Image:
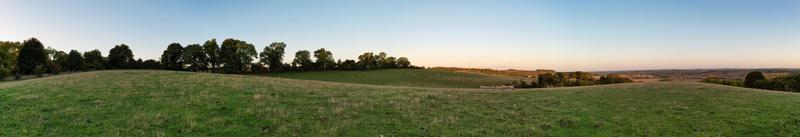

{"left": 383, "top": 56, "right": 397, "bottom": 68}
{"left": 183, "top": 44, "right": 207, "bottom": 72}
{"left": 259, "top": 42, "right": 286, "bottom": 72}
{"left": 16, "top": 38, "right": 47, "bottom": 74}
{"left": 106, "top": 44, "right": 135, "bottom": 69}
{"left": 0, "top": 41, "right": 20, "bottom": 76}
{"left": 52, "top": 51, "right": 68, "bottom": 69}
{"left": 65, "top": 50, "right": 84, "bottom": 71}
{"left": 202, "top": 39, "right": 220, "bottom": 72}
{"left": 292, "top": 50, "right": 313, "bottom": 71}
{"left": 397, "top": 57, "right": 411, "bottom": 68}
{"left": 161, "top": 43, "right": 184, "bottom": 70}
{"left": 744, "top": 71, "right": 766, "bottom": 88}
{"left": 219, "top": 39, "right": 256, "bottom": 73}
{"left": 313, "top": 48, "right": 335, "bottom": 70}
{"left": 107, "top": 44, "right": 135, "bottom": 69}
{"left": 142, "top": 59, "right": 160, "bottom": 69}
{"left": 339, "top": 59, "right": 357, "bottom": 70}
{"left": 83, "top": 49, "right": 105, "bottom": 70}
{"left": 357, "top": 52, "right": 376, "bottom": 70}
{"left": 374, "top": 52, "right": 387, "bottom": 68}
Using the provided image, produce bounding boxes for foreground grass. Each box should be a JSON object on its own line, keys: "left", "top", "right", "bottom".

{"left": 1, "top": 70, "right": 800, "bottom": 136}
{"left": 266, "top": 69, "right": 519, "bottom": 88}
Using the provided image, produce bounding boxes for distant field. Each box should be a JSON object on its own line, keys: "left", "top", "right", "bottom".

{"left": 265, "top": 69, "right": 519, "bottom": 88}
{"left": 2, "top": 70, "right": 800, "bottom": 136}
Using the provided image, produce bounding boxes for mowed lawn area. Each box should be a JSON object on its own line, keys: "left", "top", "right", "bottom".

{"left": 265, "top": 69, "right": 519, "bottom": 88}
{"left": 2, "top": 70, "right": 800, "bottom": 136}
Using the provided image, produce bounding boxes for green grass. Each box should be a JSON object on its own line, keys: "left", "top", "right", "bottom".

{"left": 265, "top": 69, "right": 519, "bottom": 88}
{"left": 2, "top": 70, "right": 800, "bottom": 136}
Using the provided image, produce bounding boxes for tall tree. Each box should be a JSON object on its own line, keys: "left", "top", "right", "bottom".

{"left": 259, "top": 42, "right": 286, "bottom": 72}
{"left": 397, "top": 57, "right": 411, "bottom": 68}
{"left": 65, "top": 50, "right": 84, "bottom": 71}
{"left": 161, "top": 43, "right": 184, "bottom": 70}
{"left": 183, "top": 44, "right": 207, "bottom": 72}
{"left": 219, "top": 39, "right": 256, "bottom": 73}
{"left": 292, "top": 50, "right": 313, "bottom": 71}
{"left": 0, "top": 41, "right": 20, "bottom": 74}
{"left": 83, "top": 49, "right": 105, "bottom": 70}
{"left": 202, "top": 39, "right": 220, "bottom": 72}
{"left": 0, "top": 41, "right": 21, "bottom": 79}
{"left": 374, "top": 52, "right": 387, "bottom": 68}
{"left": 357, "top": 52, "right": 376, "bottom": 70}
{"left": 383, "top": 56, "right": 397, "bottom": 68}
{"left": 313, "top": 48, "right": 335, "bottom": 70}
{"left": 16, "top": 38, "right": 47, "bottom": 74}
{"left": 744, "top": 71, "right": 766, "bottom": 88}
{"left": 107, "top": 44, "right": 135, "bottom": 69}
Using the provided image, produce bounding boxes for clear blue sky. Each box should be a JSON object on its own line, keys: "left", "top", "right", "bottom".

{"left": 1, "top": 0, "right": 798, "bottom": 71}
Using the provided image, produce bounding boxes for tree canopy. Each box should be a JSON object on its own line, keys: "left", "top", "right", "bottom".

{"left": 161, "top": 43, "right": 184, "bottom": 70}
{"left": 259, "top": 42, "right": 286, "bottom": 72}
{"left": 16, "top": 38, "right": 47, "bottom": 74}
{"left": 183, "top": 44, "right": 207, "bottom": 72}
{"left": 313, "top": 48, "right": 334, "bottom": 70}
{"left": 107, "top": 44, "right": 134, "bottom": 69}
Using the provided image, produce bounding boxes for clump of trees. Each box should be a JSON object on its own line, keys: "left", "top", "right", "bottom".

{"left": 704, "top": 71, "right": 800, "bottom": 92}
{"left": 156, "top": 38, "right": 419, "bottom": 74}
{"left": 734, "top": 71, "right": 800, "bottom": 92}
{"left": 509, "top": 71, "right": 633, "bottom": 88}
{"left": 702, "top": 77, "right": 744, "bottom": 87}
{"left": 0, "top": 37, "right": 419, "bottom": 80}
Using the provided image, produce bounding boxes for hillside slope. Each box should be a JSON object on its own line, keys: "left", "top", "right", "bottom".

{"left": 1, "top": 70, "right": 800, "bottom": 136}
{"left": 265, "top": 69, "right": 520, "bottom": 88}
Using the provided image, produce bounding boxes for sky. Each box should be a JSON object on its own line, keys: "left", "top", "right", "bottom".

{"left": 1, "top": 0, "right": 799, "bottom": 71}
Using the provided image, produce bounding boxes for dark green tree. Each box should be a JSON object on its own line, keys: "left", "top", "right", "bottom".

{"left": 202, "top": 39, "right": 220, "bottom": 72}
{"left": 292, "top": 50, "right": 313, "bottom": 71}
{"left": 219, "top": 39, "right": 256, "bottom": 73}
{"left": 107, "top": 44, "right": 135, "bottom": 69}
{"left": 65, "top": 50, "right": 83, "bottom": 71}
{"left": 313, "top": 48, "right": 335, "bottom": 70}
{"left": 0, "top": 41, "right": 20, "bottom": 77}
{"left": 16, "top": 38, "right": 47, "bottom": 74}
{"left": 374, "top": 52, "right": 387, "bottom": 68}
{"left": 183, "top": 44, "right": 207, "bottom": 72}
{"left": 161, "top": 43, "right": 184, "bottom": 70}
{"left": 259, "top": 42, "right": 286, "bottom": 72}
{"left": 744, "top": 71, "right": 766, "bottom": 88}
{"left": 357, "top": 52, "right": 376, "bottom": 70}
{"left": 397, "top": 57, "right": 411, "bottom": 68}
{"left": 83, "top": 49, "right": 105, "bottom": 70}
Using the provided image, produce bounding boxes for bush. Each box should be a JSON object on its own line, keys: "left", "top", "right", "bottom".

{"left": 34, "top": 65, "right": 46, "bottom": 77}
{"left": 0, "top": 67, "right": 10, "bottom": 80}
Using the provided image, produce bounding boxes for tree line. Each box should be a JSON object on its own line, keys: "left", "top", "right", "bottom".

{"left": 508, "top": 71, "right": 633, "bottom": 88}
{"left": 0, "top": 38, "right": 418, "bottom": 80}
{"left": 701, "top": 71, "right": 800, "bottom": 92}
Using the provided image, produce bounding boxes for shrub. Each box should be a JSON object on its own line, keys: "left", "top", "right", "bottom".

{"left": 0, "top": 67, "right": 10, "bottom": 80}
{"left": 34, "top": 65, "right": 46, "bottom": 77}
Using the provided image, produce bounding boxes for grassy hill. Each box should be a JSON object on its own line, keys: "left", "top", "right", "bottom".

{"left": 2, "top": 70, "right": 800, "bottom": 136}
{"left": 265, "top": 69, "right": 520, "bottom": 88}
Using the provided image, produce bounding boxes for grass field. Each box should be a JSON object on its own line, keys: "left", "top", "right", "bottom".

{"left": 265, "top": 69, "right": 520, "bottom": 88}
{"left": 2, "top": 70, "right": 800, "bottom": 136}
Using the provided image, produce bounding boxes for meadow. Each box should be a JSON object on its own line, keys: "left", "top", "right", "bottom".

{"left": 2, "top": 70, "right": 800, "bottom": 136}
